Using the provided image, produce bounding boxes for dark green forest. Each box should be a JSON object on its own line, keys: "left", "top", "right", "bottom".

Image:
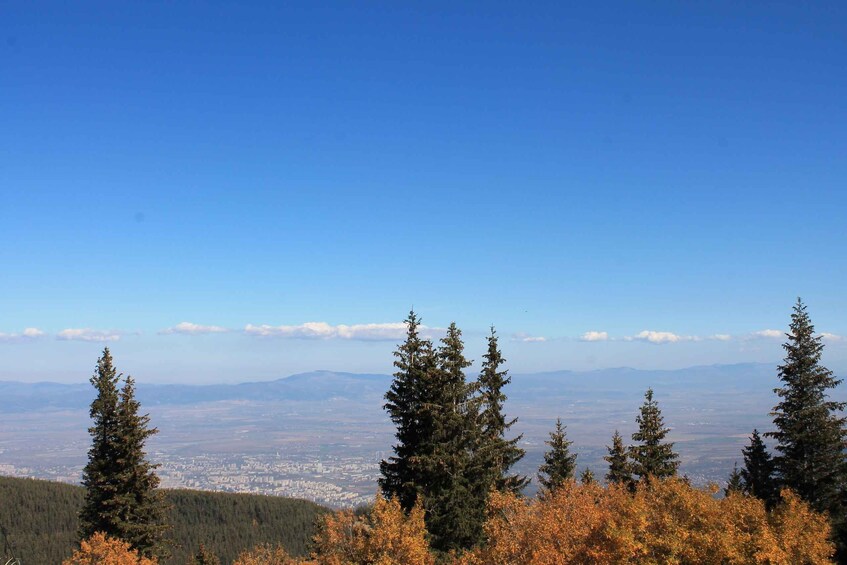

{"left": 0, "top": 476, "right": 326, "bottom": 564}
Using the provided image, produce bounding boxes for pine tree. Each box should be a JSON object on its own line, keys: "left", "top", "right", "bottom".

{"left": 537, "top": 418, "right": 577, "bottom": 491}
{"left": 475, "top": 327, "right": 527, "bottom": 494}
{"left": 79, "top": 348, "right": 123, "bottom": 542}
{"left": 381, "top": 317, "right": 484, "bottom": 552}
{"left": 725, "top": 463, "right": 744, "bottom": 496}
{"left": 740, "top": 429, "right": 777, "bottom": 507}
{"left": 380, "top": 311, "right": 436, "bottom": 511}
{"left": 113, "top": 375, "right": 169, "bottom": 558}
{"left": 767, "top": 299, "right": 847, "bottom": 544}
{"left": 629, "top": 388, "right": 679, "bottom": 481}
{"left": 78, "top": 349, "right": 168, "bottom": 559}
{"left": 604, "top": 430, "right": 633, "bottom": 486}
{"left": 422, "top": 322, "right": 478, "bottom": 552}
{"left": 579, "top": 468, "right": 596, "bottom": 485}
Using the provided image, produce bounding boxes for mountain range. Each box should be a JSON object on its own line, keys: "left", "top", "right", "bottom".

{"left": 1, "top": 362, "right": 793, "bottom": 412}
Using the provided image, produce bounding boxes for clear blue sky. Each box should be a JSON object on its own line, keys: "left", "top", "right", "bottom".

{"left": 2, "top": 2, "right": 845, "bottom": 382}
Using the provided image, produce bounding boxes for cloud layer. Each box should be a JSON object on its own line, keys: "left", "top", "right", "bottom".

{"left": 512, "top": 333, "right": 547, "bottom": 343}
{"left": 244, "top": 322, "right": 411, "bottom": 341}
{"left": 57, "top": 328, "right": 122, "bottom": 342}
{"left": 581, "top": 331, "right": 609, "bottom": 342}
{"left": 0, "top": 328, "right": 45, "bottom": 342}
{"left": 160, "top": 322, "right": 229, "bottom": 335}
{"left": 627, "top": 330, "right": 698, "bottom": 344}
{"left": 750, "top": 329, "right": 783, "bottom": 339}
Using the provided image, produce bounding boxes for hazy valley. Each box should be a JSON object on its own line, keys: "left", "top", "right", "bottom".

{"left": 2, "top": 362, "right": 828, "bottom": 507}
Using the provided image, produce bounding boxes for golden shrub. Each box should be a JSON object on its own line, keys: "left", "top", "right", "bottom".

{"left": 462, "top": 479, "right": 835, "bottom": 565}
{"left": 232, "top": 543, "right": 300, "bottom": 565}
{"left": 63, "top": 532, "right": 157, "bottom": 565}
{"left": 312, "top": 494, "right": 433, "bottom": 565}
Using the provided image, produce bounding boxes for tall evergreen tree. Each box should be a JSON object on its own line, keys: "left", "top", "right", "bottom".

{"left": 767, "top": 299, "right": 847, "bottom": 541}
{"left": 79, "top": 350, "right": 168, "bottom": 558}
{"left": 475, "top": 327, "right": 528, "bottom": 494}
{"left": 380, "top": 311, "right": 436, "bottom": 511}
{"left": 537, "top": 418, "right": 577, "bottom": 491}
{"left": 740, "top": 429, "right": 777, "bottom": 507}
{"left": 79, "top": 348, "right": 123, "bottom": 542}
{"left": 381, "top": 317, "right": 484, "bottom": 552}
{"left": 424, "top": 322, "right": 481, "bottom": 551}
{"left": 725, "top": 463, "right": 744, "bottom": 496}
{"left": 113, "top": 375, "right": 169, "bottom": 557}
{"left": 629, "top": 388, "right": 679, "bottom": 480}
{"left": 604, "top": 430, "right": 633, "bottom": 486}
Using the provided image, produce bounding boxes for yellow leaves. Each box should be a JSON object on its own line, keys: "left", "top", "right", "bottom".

{"left": 175, "top": 484, "right": 834, "bottom": 565}
{"left": 463, "top": 480, "right": 835, "bottom": 565}
{"left": 63, "top": 532, "right": 157, "bottom": 565}
{"left": 767, "top": 489, "right": 834, "bottom": 564}
{"left": 232, "top": 543, "right": 300, "bottom": 565}
{"left": 312, "top": 494, "right": 434, "bottom": 565}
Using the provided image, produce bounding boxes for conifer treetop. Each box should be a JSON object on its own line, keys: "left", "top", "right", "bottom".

{"left": 538, "top": 418, "right": 577, "bottom": 491}
{"left": 767, "top": 298, "right": 847, "bottom": 531}
{"left": 629, "top": 388, "right": 679, "bottom": 480}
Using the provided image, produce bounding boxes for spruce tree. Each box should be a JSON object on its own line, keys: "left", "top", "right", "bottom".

{"left": 79, "top": 349, "right": 168, "bottom": 559}
{"left": 629, "top": 388, "right": 679, "bottom": 480}
{"left": 475, "top": 327, "right": 528, "bottom": 494}
{"left": 380, "top": 311, "right": 435, "bottom": 510}
{"left": 381, "top": 317, "right": 483, "bottom": 552}
{"left": 537, "top": 418, "right": 577, "bottom": 491}
{"left": 725, "top": 463, "right": 744, "bottom": 496}
{"left": 79, "top": 348, "right": 123, "bottom": 541}
{"left": 767, "top": 299, "right": 847, "bottom": 540}
{"left": 423, "top": 322, "right": 478, "bottom": 552}
{"left": 604, "top": 430, "right": 633, "bottom": 486}
{"left": 740, "top": 429, "right": 776, "bottom": 507}
{"left": 579, "top": 468, "right": 596, "bottom": 485}
{"left": 113, "top": 375, "right": 169, "bottom": 558}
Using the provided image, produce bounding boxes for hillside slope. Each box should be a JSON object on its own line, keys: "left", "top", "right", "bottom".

{"left": 0, "top": 476, "right": 328, "bottom": 564}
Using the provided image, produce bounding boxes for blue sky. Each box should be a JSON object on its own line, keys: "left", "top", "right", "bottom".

{"left": 2, "top": 2, "right": 845, "bottom": 383}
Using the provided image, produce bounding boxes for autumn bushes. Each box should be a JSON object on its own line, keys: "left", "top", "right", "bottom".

{"left": 70, "top": 479, "right": 835, "bottom": 564}
{"left": 311, "top": 495, "right": 433, "bottom": 565}
{"left": 63, "top": 532, "right": 158, "bottom": 565}
{"left": 313, "top": 480, "right": 835, "bottom": 564}
{"left": 464, "top": 479, "right": 833, "bottom": 564}
{"left": 312, "top": 480, "right": 835, "bottom": 564}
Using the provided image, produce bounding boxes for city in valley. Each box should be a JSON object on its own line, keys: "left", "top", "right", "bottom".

{"left": 0, "top": 364, "right": 823, "bottom": 508}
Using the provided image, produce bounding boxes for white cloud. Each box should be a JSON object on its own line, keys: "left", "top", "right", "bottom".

{"left": 160, "top": 322, "right": 229, "bottom": 335}
{"left": 580, "top": 331, "right": 609, "bottom": 342}
{"left": 511, "top": 333, "right": 547, "bottom": 343}
{"left": 0, "top": 327, "right": 46, "bottom": 342}
{"left": 244, "top": 322, "right": 412, "bottom": 341}
{"left": 57, "top": 328, "right": 122, "bottom": 342}
{"left": 750, "top": 329, "right": 783, "bottom": 339}
{"left": 628, "top": 330, "right": 699, "bottom": 344}
{"left": 709, "top": 334, "right": 732, "bottom": 341}
{"left": 821, "top": 332, "right": 844, "bottom": 342}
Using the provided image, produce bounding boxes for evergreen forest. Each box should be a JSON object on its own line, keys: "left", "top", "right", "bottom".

{"left": 0, "top": 476, "right": 326, "bottom": 564}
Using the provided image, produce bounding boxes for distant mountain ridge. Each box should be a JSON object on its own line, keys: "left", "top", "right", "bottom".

{"left": 0, "top": 363, "right": 790, "bottom": 412}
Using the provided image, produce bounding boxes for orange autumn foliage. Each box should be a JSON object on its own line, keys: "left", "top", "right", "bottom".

{"left": 231, "top": 543, "right": 302, "bottom": 565}
{"left": 461, "top": 479, "right": 834, "bottom": 565}
{"left": 63, "top": 532, "right": 158, "bottom": 565}
{"left": 312, "top": 494, "right": 434, "bottom": 565}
